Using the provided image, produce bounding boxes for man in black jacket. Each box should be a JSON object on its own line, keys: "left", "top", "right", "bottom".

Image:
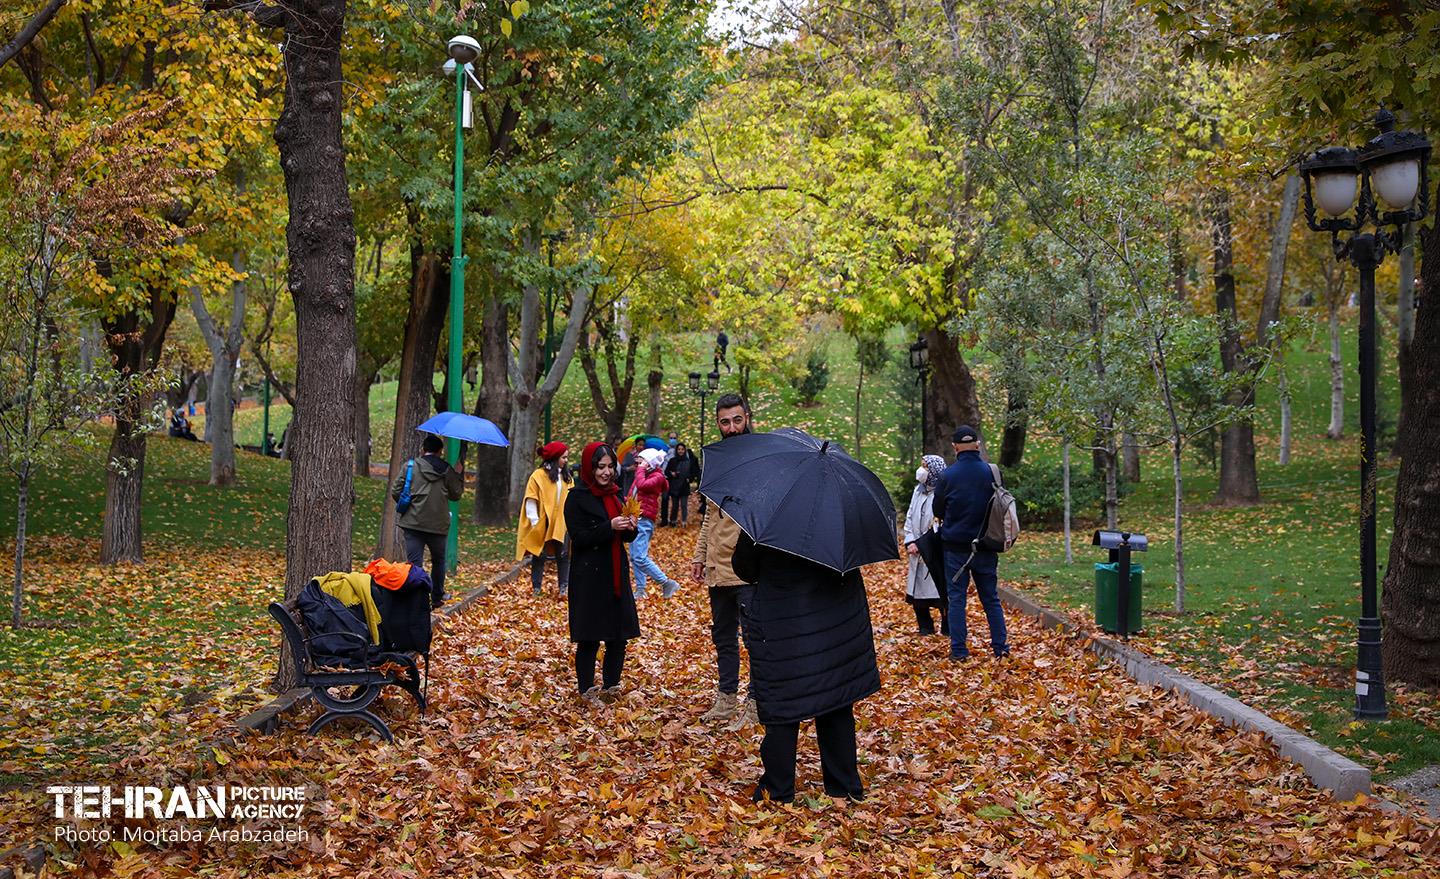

{"left": 732, "top": 533, "right": 879, "bottom": 803}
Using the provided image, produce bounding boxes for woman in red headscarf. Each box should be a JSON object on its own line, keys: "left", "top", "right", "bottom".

{"left": 516, "top": 441, "right": 572, "bottom": 597}
{"left": 562, "top": 442, "right": 641, "bottom": 700}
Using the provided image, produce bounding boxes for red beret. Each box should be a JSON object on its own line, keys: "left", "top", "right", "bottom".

{"left": 539, "top": 441, "right": 568, "bottom": 461}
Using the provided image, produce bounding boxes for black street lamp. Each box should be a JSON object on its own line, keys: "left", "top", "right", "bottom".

{"left": 908, "top": 336, "right": 930, "bottom": 451}
{"left": 688, "top": 369, "right": 721, "bottom": 450}
{"left": 1299, "top": 108, "right": 1431, "bottom": 721}
{"left": 542, "top": 230, "right": 566, "bottom": 444}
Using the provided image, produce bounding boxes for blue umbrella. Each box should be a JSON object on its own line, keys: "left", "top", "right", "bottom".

{"left": 415, "top": 412, "right": 510, "bottom": 447}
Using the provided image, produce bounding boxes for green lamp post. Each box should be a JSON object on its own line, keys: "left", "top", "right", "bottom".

{"left": 443, "top": 34, "right": 481, "bottom": 573}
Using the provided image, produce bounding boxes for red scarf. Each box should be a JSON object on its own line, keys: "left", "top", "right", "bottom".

{"left": 580, "top": 441, "right": 625, "bottom": 597}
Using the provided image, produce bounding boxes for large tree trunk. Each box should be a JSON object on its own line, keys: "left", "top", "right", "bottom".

{"left": 189, "top": 250, "right": 248, "bottom": 487}
{"left": 999, "top": 383, "right": 1027, "bottom": 469}
{"left": 1381, "top": 217, "right": 1440, "bottom": 688}
{"left": 377, "top": 247, "right": 448, "bottom": 558}
{"left": 1394, "top": 222, "right": 1416, "bottom": 455}
{"left": 472, "top": 287, "right": 513, "bottom": 526}
{"left": 272, "top": 0, "right": 358, "bottom": 649}
{"left": 99, "top": 286, "right": 176, "bottom": 564}
{"left": 1211, "top": 188, "right": 1261, "bottom": 505}
{"left": 922, "top": 327, "right": 981, "bottom": 456}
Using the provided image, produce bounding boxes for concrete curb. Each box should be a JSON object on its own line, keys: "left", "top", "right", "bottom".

{"left": 0, "top": 559, "right": 529, "bottom": 879}
{"left": 998, "top": 583, "right": 1372, "bottom": 801}
{"left": 234, "top": 558, "right": 528, "bottom": 736}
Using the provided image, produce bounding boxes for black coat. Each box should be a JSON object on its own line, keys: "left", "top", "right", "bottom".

{"left": 563, "top": 488, "right": 641, "bottom": 643}
{"left": 732, "top": 534, "right": 881, "bottom": 725}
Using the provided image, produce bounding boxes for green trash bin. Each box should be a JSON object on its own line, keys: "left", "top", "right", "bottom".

{"left": 1094, "top": 561, "right": 1142, "bottom": 634}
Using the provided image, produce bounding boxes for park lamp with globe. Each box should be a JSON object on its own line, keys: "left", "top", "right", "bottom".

{"left": 1298, "top": 107, "right": 1431, "bottom": 721}
{"left": 438, "top": 34, "right": 483, "bottom": 572}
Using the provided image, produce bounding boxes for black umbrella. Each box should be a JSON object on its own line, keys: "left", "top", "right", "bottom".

{"left": 698, "top": 427, "right": 899, "bottom": 572}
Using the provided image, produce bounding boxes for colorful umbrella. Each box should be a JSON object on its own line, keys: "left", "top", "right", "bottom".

{"left": 615, "top": 433, "right": 667, "bottom": 462}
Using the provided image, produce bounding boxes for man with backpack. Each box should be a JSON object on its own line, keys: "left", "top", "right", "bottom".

{"left": 932, "top": 425, "right": 1011, "bottom": 661}
{"left": 391, "top": 434, "right": 464, "bottom": 608}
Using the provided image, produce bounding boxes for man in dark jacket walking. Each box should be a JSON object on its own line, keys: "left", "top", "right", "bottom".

{"left": 732, "top": 533, "right": 880, "bottom": 803}
{"left": 932, "top": 425, "right": 1010, "bottom": 661}
{"left": 390, "top": 434, "right": 464, "bottom": 608}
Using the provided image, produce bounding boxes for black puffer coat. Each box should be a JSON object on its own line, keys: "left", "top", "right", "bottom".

{"left": 564, "top": 488, "right": 641, "bottom": 643}
{"left": 732, "top": 534, "right": 881, "bottom": 724}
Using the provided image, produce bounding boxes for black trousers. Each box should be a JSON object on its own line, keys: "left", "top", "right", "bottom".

{"left": 575, "top": 639, "right": 627, "bottom": 692}
{"left": 661, "top": 492, "right": 690, "bottom": 525}
{"left": 530, "top": 539, "right": 570, "bottom": 591}
{"left": 708, "top": 584, "right": 753, "bottom": 695}
{"left": 402, "top": 528, "right": 447, "bottom": 605}
{"left": 754, "top": 704, "right": 863, "bottom": 803}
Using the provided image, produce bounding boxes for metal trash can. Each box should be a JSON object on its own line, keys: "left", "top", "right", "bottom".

{"left": 1091, "top": 530, "right": 1147, "bottom": 638}
{"left": 1094, "top": 561, "right": 1142, "bottom": 635}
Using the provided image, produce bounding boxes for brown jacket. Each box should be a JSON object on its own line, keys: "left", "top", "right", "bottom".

{"left": 693, "top": 503, "right": 744, "bottom": 588}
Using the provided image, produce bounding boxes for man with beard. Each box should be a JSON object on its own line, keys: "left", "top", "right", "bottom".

{"left": 691, "top": 393, "right": 757, "bottom": 726}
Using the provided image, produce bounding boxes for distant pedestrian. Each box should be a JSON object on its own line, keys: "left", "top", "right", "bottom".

{"left": 662, "top": 442, "right": 698, "bottom": 527}
{"left": 629, "top": 448, "right": 680, "bottom": 598}
{"left": 932, "top": 425, "right": 1010, "bottom": 661}
{"left": 713, "top": 330, "right": 730, "bottom": 373}
{"left": 904, "top": 454, "right": 949, "bottom": 636}
{"left": 516, "top": 441, "right": 572, "bottom": 597}
{"left": 391, "top": 434, "right": 464, "bottom": 608}
{"left": 169, "top": 410, "right": 198, "bottom": 442}
{"left": 564, "top": 442, "right": 640, "bottom": 701}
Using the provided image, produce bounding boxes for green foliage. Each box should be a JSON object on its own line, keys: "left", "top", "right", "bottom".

{"left": 790, "top": 345, "right": 832, "bottom": 406}
{"left": 1005, "top": 461, "right": 1107, "bottom": 530}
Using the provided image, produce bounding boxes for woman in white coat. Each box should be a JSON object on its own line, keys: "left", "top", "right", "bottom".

{"left": 903, "top": 454, "right": 949, "bottom": 635}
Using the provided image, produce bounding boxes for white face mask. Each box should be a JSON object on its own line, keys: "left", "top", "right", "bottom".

{"left": 915, "top": 467, "right": 929, "bottom": 484}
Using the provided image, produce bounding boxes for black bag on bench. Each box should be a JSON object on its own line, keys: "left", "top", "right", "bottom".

{"left": 297, "top": 580, "right": 377, "bottom": 669}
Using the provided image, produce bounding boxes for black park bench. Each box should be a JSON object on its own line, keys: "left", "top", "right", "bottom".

{"left": 268, "top": 599, "right": 427, "bottom": 742}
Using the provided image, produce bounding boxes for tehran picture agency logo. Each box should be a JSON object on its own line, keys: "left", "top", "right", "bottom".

{"left": 47, "top": 785, "right": 312, "bottom": 846}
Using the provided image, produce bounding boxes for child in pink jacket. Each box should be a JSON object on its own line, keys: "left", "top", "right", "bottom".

{"left": 630, "top": 449, "right": 679, "bottom": 598}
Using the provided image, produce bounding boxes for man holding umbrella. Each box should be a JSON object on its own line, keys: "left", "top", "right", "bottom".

{"left": 699, "top": 427, "right": 893, "bottom": 803}
{"left": 391, "top": 433, "right": 465, "bottom": 607}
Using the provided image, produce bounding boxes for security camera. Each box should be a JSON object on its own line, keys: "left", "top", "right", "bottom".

{"left": 447, "top": 35, "right": 481, "bottom": 65}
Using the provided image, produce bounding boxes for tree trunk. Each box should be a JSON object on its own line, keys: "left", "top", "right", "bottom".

{"left": 999, "top": 383, "right": 1027, "bottom": 469}
{"left": 645, "top": 348, "right": 663, "bottom": 435}
{"left": 854, "top": 364, "right": 864, "bottom": 458}
{"left": 1062, "top": 443, "right": 1072, "bottom": 565}
{"left": 1328, "top": 295, "right": 1345, "bottom": 439}
{"left": 1211, "top": 188, "right": 1261, "bottom": 505}
{"left": 100, "top": 286, "right": 176, "bottom": 564}
{"left": 12, "top": 465, "right": 29, "bottom": 628}
{"left": 189, "top": 250, "right": 247, "bottom": 487}
{"left": 1278, "top": 366, "right": 1292, "bottom": 465}
{"left": 1172, "top": 438, "right": 1185, "bottom": 613}
{"left": 1122, "top": 429, "right": 1140, "bottom": 484}
{"left": 505, "top": 265, "right": 592, "bottom": 514}
{"left": 922, "top": 327, "right": 981, "bottom": 455}
{"left": 1381, "top": 217, "right": 1440, "bottom": 688}
{"left": 272, "top": 0, "right": 359, "bottom": 675}
{"left": 1394, "top": 221, "right": 1416, "bottom": 455}
{"left": 353, "top": 365, "right": 375, "bottom": 477}
{"left": 377, "top": 247, "right": 448, "bottom": 558}
{"left": 472, "top": 287, "right": 513, "bottom": 526}
{"left": 577, "top": 326, "right": 638, "bottom": 446}
{"left": 1102, "top": 440, "right": 1118, "bottom": 530}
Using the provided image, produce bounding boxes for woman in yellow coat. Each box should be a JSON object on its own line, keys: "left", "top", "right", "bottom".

{"left": 516, "top": 441, "right": 572, "bottom": 597}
